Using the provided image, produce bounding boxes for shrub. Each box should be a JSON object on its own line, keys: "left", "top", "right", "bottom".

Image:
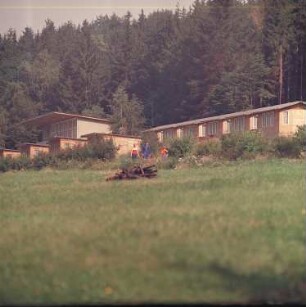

{"left": 0, "top": 155, "right": 32, "bottom": 172}
{"left": 294, "top": 125, "right": 306, "bottom": 149}
{"left": 119, "top": 154, "right": 136, "bottom": 169}
{"left": 55, "top": 139, "right": 116, "bottom": 162}
{"left": 272, "top": 137, "right": 301, "bottom": 158}
{"left": 0, "top": 139, "right": 117, "bottom": 173}
{"left": 0, "top": 158, "right": 10, "bottom": 172}
{"left": 10, "top": 155, "right": 32, "bottom": 170}
{"left": 32, "top": 153, "right": 56, "bottom": 170}
{"left": 167, "top": 137, "right": 195, "bottom": 158}
{"left": 88, "top": 138, "right": 116, "bottom": 160}
{"left": 176, "top": 155, "right": 200, "bottom": 169}
{"left": 221, "top": 131, "right": 267, "bottom": 160}
{"left": 196, "top": 140, "right": 222, "bottom": 157}
{"left": 157, "top": 157, "right": 178, "bottom": 169}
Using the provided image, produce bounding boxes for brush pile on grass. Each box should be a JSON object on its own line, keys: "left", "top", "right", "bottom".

{"left": 106, "top": 164, "right": 157, "bottom": 181}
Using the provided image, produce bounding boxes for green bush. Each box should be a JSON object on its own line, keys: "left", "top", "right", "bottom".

{"left": 10, "top": 155, "right": 32, "bottom": 170}
{"left": 221, "top": 131, "right": 267, "bottom": 160}
{"left": 0, "top": 155, "right": 32, "bottom": 172}
{"left": 196, "top": 140, "right": 222, "bottom": 157}
{"left": 0, "top": 139, "right": 117, "bottom": 173}
{"left": 157, "top": 157, "right": 178, "bottom": 169}
{"left": 119, "top": 154, "right": 136, "bottom": 169}
{"left": 32, "top": 153, "right": 57, "bottom": 170}
{"left": 55, "top": 139, "right": 116, "bottom": 162}
{"left": 87, "top": 138, "right": 116, "bottom": 160}
{"left": 0, "top": 158, "right": 10, "bottom": 172}
{"left": 167, "top": 137, "right": 194, "bottom": 158}
{"left": 272, "top": 137, "right": 301, "bottom": 158}
{"left": 294, "top": 125, "right": 306, "bottom": 149}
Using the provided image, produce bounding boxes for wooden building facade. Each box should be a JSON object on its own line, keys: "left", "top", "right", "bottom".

{"left": 0, "top": 149, "right": 21, "bottom": 159}
{"left": 146, "top": 101, "right": 306, "bottom": 143}
{"left": 82, "top": 133, "right": 142, "bottom": 155}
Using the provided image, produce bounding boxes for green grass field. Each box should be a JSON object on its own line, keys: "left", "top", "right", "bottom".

{"left": 0, "top": 159, "right": 305, "bottom": 304}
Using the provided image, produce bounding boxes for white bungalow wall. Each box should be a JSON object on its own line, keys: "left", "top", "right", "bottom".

{"left": 77, "top": 119, "right": 111, "bottom": 139}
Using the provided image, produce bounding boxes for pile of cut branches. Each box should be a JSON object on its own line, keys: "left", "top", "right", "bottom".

{"left": 106, "top": 165, "right": 157, "bottom": 181}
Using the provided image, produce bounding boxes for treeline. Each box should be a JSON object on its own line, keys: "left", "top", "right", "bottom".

{"left": 0, "top": 0, "right": 305, "bottom": 148}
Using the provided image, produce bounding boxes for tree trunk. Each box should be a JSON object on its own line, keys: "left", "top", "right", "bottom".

{"left": 301, "top": 53, "right": 303, "bottom": 101}
{"left": 279, "top": 45, "right": 283, "bottom": 104}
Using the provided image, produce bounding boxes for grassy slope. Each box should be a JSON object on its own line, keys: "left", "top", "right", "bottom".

{"left": 0, "top": 159, "right": 305, "bottom": 304}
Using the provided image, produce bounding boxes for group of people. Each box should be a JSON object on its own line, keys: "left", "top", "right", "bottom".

{"left": 130, "top": 143, "right": 150, "bottom": 160}
{"left": 130, "top": 143, "right": 168, "bottom": 160}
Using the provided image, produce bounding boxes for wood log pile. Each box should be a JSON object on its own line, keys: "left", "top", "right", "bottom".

{"left": 106, "top": 165, "right": 158, "bottom": 181}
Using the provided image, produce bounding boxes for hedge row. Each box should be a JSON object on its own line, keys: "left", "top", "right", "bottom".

{"left": 0, "top": 139, "right": 116, "bottom": 173}
{"left": 1, "top": 126, "right": 305, "bottom": 172}
{"left": 166, "top": 125, "right": 306, "bottom": 160}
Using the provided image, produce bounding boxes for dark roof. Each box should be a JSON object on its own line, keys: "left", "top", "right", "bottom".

{"left": 17, "top": 143, "right": 50, "bottom": 148}
{"left": 49, "top": 137, "right": 87, "bottom": 142}
{"left": 0, "top": 148, "right": 20, "bottom": 152}
{"left": 21, "top": 112, "right": 110, "bottom": 127}
{"left": 145, "top": 101, "right": 306, "bottom": 132}
{"left": 81, "top": 132, "right": 141, "bottom": 139}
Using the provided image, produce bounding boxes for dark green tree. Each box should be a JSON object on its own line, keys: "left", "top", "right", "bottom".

{"left": 109, "top": 85, "right": 144, "bottom": 135}
{"left": 261, "top": 0, "right": 297, "bottom": 104}
{"left": 19, "top": 49, "right": 60, "bottom": 111}
{"left": 1, "top": 82, "right": 40, "bottom": 148}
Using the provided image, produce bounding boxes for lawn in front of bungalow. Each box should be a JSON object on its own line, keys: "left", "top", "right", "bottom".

{"left": 0, "top": 159, "right": 305, "bottom": 304}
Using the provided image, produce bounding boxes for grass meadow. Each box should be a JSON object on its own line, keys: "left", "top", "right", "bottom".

{"left": 0, "top": 159, "right": 305, "bottom": 304}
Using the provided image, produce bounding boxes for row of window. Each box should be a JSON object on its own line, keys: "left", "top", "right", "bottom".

{"left": 50, "top": 119, "right": 77, "bottom": 139}
{"left": 159, "top": 111, "right": 290, "bottom": 140}
{"left": 162, "top": 127, "right": 198, "bottom": 139}
{"left": 33, "top": 148, "right": 46, "bottom": 156}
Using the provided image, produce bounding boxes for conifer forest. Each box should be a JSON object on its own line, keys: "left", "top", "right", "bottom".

{"left": 0, "top": 0, "right": 305, "bottom": 148}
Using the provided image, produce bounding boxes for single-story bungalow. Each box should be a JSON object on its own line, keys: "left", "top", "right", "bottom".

{"left": 145, "top": 101, "right": 306, "bottom": 143}
{"left": 1, "top": 101, "right": 305, "bottom": 159}
{"left": 82, "top": 133, "right": 142, "bottom": 155}
{"left": 49, "top": 137, "right": 88, "bottom": 154}
{"left": 22, "top": 111, "right": 111, "bottom": 141}
{"left": 17, "top": 143, "right": 50, "bottom": 158}
{"left": 0, "top": 148, "right": 21, "bottom": 159}
{"left": 1, "top": 112, "right": 142, "bottom": 158}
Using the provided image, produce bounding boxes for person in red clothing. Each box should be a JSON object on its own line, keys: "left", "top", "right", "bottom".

{"left": 131, "top": 144, "right": 139, "bottom": 160}
{"left": 160, "top": 146, "right": 168, "bottom": 159}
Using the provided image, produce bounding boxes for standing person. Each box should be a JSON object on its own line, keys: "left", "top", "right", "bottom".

{"left": 160, "top": 145, "right": 168, "bottom": 160}
{"left": 143, "top": 142, "right": 151, "bottom": 159}
{"left": 131, "top": 144, "right": 139, "bottom": 160}
{"left": 140, "top": 143, "right": 145, "bottom": 159}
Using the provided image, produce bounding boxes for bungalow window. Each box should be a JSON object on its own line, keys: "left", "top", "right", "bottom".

{"left": 51, "top": 119, "right": 74, "bottom": 138}
{"left": 183, "top": 127, "right": 196, "bottom": 138}
{"left": 157, "top": 131, "right": 163, "bottom": 142}
{"left": 207, "top": 122, "right": 218, "bottom": 136}
{"left": 250, "top": 116, "right": 258, "bottom": 130}
{"left": 283, "top": 111, "right": 289, "bottom": 124}
{"left": 163, "top": 129, "right": 175, "bottom": 140}
{"left": 72, "top": 119, "right": 77, "bottom": 138}
{"left": 262, "top": 112, "right": 274, "bottom": 128}
{"left": 199, "top": 124, "right": 206, "bottom": 137}
{"left": 177, "top": 128, "right": 183, "bottom": 138}
{"left": 232, "top": 117, "right": 245, "bottom": 132}
{"left": 223, "top": 120, "right": 230, "bottom": 134}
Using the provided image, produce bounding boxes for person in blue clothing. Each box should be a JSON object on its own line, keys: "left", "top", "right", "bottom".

{"left": 142, "top": 142, "right": 151, "bottom": 159}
